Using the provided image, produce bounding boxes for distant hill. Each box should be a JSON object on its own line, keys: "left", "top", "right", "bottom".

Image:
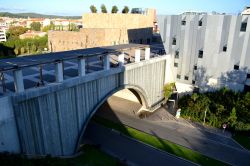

{"left": 0, "top": 12, "right": 81, "bottom": 19}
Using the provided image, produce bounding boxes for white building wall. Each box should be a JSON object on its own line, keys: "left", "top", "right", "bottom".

{"left": 158, "top": 14, "right": 250, "bottom": 92}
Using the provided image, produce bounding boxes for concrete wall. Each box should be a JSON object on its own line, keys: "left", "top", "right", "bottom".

{"left": 48, "top": 27, "right": 153, "bottom": 52}
{"left": 0, "top": 96, "right": 20, "bottom": 153}
{"left": 158, "top": 14, "right": 250, "bottom": 92}
{"left": 8, "top": 56, "right": 166, "bottom": 156}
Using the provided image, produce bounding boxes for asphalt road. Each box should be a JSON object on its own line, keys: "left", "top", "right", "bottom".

{"left": 95, "top": 96, "right": 250, "bottom": 166}
{"left": 84, "top": 122, "right": 197, "bottom": 166}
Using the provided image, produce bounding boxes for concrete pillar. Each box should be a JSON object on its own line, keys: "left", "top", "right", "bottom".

{"left": 13, "top": 69, "right": 24, "bottom": 93}
{"left": 118, "top": 53, "right": 125, "bottom": 66}
{"left": 55, "top": 61, "right": 63, "bottom": 82}
{"left": 78, "top": 57, "right": 86, "bottom": 77}
{"left": 104, "top": 54, "right": 110, "bottom": 70}
{"left": 135, "top": 49, "right": 141, "bottom": 63}
{"left": 145, "top": 47, "right": 150, "bottom": 60}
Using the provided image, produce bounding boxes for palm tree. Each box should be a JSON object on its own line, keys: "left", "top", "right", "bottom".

{"left": 111, "top": 6, "right": 118, "bottom": 13}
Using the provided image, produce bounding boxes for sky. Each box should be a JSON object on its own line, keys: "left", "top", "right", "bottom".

{"left": 0, "top": 0, "right": 250, "bottom": 16}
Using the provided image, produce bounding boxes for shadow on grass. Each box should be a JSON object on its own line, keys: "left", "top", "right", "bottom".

{"left": 0, "top": 144, "right": 120, "bottom": 166}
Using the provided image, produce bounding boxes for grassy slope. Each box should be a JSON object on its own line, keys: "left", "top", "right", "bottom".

{"left": 0, "top": 145, "right": 119, "bottom": 166}
{"left": 93, "top": 116, "right": 228, "bottom": 166}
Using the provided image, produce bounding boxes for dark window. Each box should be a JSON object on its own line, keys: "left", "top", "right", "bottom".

{"left": 247, "top": 73, "right": 250, "bottom": 78}
{"left": 223, "top": 45, "right": 227, "bottom": 52}
{"left": 177, "top": 74, "right": 181, "bottom": 79}
{"left": 192, "top": 80, "right": 196, "bottom": 84}
{"left": 185, "top": 76, "right": 189, "bottom": 80}
{"left": 172, "top": 37, "right": 176, "bottom": 45}
{"left": 234, "top": 65, "right": 239, "bottom": 70}
{"left": 199, "top": 20, "right": 202, "bottom": 26}
{"left": 140, "top": 39, "right": 143, "bottom": 44}
{"left": 240, "top": 22, "right": 247, "bottom": 32}
{"left": 194, "top": 65, "right": 197, "bottom": 70}
{"left": 175, "top": 51, "right": 179, "bottom": 58}
{"left": 198, "top": 50, "right": 203, "bottom": 58}
{"left": 181, "top": 20, "right": 186, "bottom": 25}
{"left": 147, "top": 38, "right": 151, "bottom": 44}
{"left": 174, "top": 63, "right": 178, "bottom": 67}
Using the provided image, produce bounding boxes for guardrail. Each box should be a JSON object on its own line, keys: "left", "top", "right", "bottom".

{"left": 0, "top": 46, "right": 155, "bottom": 95}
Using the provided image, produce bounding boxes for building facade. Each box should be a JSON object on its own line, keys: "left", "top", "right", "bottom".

{"left": 0, "top": 21, "right": 7, "bottom": 42}
{"left": 158, "top": 14, "right": 250, "bottom": 92}
{"left": 48, "top": 9, "right": 155, "bottom": 52}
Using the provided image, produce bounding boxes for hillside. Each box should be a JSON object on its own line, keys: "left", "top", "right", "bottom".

{"left": 0, "top": 12, "right": 81, "bottom": 19}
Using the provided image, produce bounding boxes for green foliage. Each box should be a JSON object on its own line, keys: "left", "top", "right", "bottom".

{"left": 42, "top": 23, "right": 55, "bottom": 32}
{"left": 68, "top": 23, "right": 78, "bottom": 31}
{"left": 7, "top": 26, "right": 27, "bottom": 39}
{"left": 101, "top": 4, "right": 107, "bottom": 13}
{"left": 163, "top": 83, "right": 175, "bottom": 100}
{"left": 0, "top": 35, "right": 48, "bottom": 57}
{"left": 122, "top": 6, "right": 130, "bottom": 13}
{"left": 179, "top": 89, "right": 250, "bottom": 132}
{"left": 30, "top": 22, "right": 41, "bottom": 31}
{"left": 90, "top": 5, "right": 97, "bottom": 13}
{"left": 111, "top": 6, "right": 119, "bottom": 13}
{"left": 228, "top": 108, "right": 237, "bottom": 127}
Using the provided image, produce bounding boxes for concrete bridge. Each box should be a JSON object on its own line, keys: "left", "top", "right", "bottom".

{"left": 0, "top": 44, "right": 168, "bottom": 156}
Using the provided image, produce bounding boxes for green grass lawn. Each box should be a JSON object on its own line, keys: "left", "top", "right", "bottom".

{"left": 93, "top": 116, "right": 228, "bottom": 166}
{"left": 0, "top": 144, "right": 120, "bottom": 166}
{"left": 233, "top": 134, "right": 250, "bottom": 151}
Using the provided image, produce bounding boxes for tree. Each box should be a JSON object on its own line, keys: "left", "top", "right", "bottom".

{"left": 7, "top": 26, "right": 27, "bottom": 39}
{"left": 30, "top": 22, "right": 41, "bottom": 31}
{"left": 163, "top": 83, "right": 175, "bottom": 100}
{"left": 68, "top": 23, "right": 78, "bottom": 31}
{"left": 90, "top": 5, "right": 97, "bottom": 13}
{"left": 122, "top": 6, "right": 129, "bottom": 13}
{"left": 101, "top": 4, "right": 107, "bottom": 13}
{"left": 111, "top": 6, "right": 118, "bottom": 13}
{"left": 228, "top": 107, "right": 237, "bottom": 127}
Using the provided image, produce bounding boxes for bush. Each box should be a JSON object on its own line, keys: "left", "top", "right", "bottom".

{"left": 179, "top": 89, "right": 250, "bottom": 132}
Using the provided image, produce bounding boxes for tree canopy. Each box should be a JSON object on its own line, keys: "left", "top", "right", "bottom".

{"left": 30, "top": 22, "right": 41, "bottom": 31}
{"left": 111, "top": 6, "right": 118, "bottom": 13}
{"left": 101, "top": 4, "right": 107, "bottom": 13}
{"left": 7, "top": 26, "right": 27, "bottom": 39}
{"left": 90, "top": 5, "right": 97, "bottom": 13}
{"left": 122, "top": 6, "right": 129, "bottom": 13}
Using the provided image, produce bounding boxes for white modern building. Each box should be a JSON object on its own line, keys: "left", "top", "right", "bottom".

{"left": 157, "top": 14, "right": 250, "bottom": 92}
{"left": 0, "top": 21, "right": 7, "bottom": 42}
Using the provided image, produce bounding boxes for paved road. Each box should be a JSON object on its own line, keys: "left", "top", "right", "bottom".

{"left": 84, "top": 122, "right": 197, "bottom": 166}
{"left": 96, "top": 96, "right": 250, "bottom": 166}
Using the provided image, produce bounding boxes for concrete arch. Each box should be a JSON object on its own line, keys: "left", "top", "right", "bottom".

{"left": 74, "top": 84, "right": 149, "bottom": 153}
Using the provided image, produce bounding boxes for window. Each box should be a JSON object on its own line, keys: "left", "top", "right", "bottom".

{"left": 172, "top": 37, "right": 176, "bottom": 45}
{"left": 194, "top": 65, "right": 197, "bottom": 70}
{"left": 247, "top": 73, "right": 250, "bottom": 79}
{"left": 185, "top": 76, "right": 189, "bottom": 80}
{"left": 198, "top": 50, "right": 203, "bottom": 58}
{"left": 177, "top": 74, "right": 181, "bottom": 79}
{"left": 174, "top": 63, "right": 178, "bottom": 67}
{"left": 175, "top": 51, "right": 179, "bottom": 59}
{"left": 223, "top": 45, "right": 227, "bottom": 52}
{"left": 240, "top": 22, "right": 247, "bottom": 32}
{"left": 234, "top": 65, "right": 239, "bottom": 70}
{"left": 199, "top": 20, "right": 202, "bottom": 26}
{"left": 192, "top": 80, "right": 196, "bottom": 85}
{"left": 181, "top": 20, "right": 186, "bottom": 25}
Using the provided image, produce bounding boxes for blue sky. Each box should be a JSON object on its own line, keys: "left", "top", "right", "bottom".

{"left": 0, "top": 0, "right": 250, "bottom": 16}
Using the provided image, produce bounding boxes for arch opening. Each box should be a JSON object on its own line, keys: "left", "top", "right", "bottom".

{"left": 75, "top": 85, "right": 150, "bottom": 153}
